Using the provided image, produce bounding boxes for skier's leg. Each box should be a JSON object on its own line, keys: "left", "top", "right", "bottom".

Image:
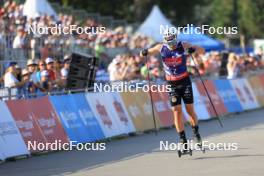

{"left": 172, "top": 103, "right": 188, "bottom": 151}
{"left": 172, "top": 105, "right": 184, "bottom": 133}
{"left": 185, "top": 103, "right": 202, "bottom": 143}
{"left": 182, "top": 78, "right": 202, "bottom": 144}
{"left": 185, "top": 103, "right": 198, "bottom": 126}
{"left": 169, "top": 81, "right": 189, "bottom": 151}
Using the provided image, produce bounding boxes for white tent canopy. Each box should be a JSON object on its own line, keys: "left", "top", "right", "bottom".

{"left": 136, "top": 5, "right": 174, "bottom": 42}
{"left": 23, "top": 0, "right": 58, "bottom": 19}
{"left": 136, "top": 5, "right": 224, "bottom": 51}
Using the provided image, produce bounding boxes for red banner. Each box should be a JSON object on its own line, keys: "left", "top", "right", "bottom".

{"left": 6, "top": 99, "right": 46, "bottom": 153}
{"left": 6, "top": 96, "right": 68, "bottom": 153}
{"left": 28, "top": 96, "right": 69, "bottom": 144}
{"left": 195, "top": 80, "right": 227, "bottom": 117}
{"left": 152, "top": 90, "right": 174, "bottom": 127}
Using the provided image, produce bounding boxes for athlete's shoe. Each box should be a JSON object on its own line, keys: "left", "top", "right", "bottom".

{"left": 194, "top": 133, "right": 202, "bottom": 144}
{"left": 179, "top": 131, "right": 189, "bottom": 152}
{"left": 192, "top": 125, "right": 202, "bottom": 145}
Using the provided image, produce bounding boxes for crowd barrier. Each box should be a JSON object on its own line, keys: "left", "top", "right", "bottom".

{"left": 0, "top": 74, "right": 264, "bottom": 161}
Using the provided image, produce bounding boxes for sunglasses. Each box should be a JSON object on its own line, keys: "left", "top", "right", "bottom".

{"left": 166, "top": 39, "right": 177, "bottom": 46}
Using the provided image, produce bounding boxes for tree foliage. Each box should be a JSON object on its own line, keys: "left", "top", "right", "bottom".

{"left": 50, "top": 0, "right": 264, "bottom": 39}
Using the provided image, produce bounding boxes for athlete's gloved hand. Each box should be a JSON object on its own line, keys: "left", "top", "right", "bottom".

{"left": 187, "top": 47, "right": 196, "bottom": 54}
{"left": 140, "top": 49, "right": 148, "bottom": 57}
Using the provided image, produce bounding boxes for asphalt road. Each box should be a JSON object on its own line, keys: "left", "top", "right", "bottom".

{"left": 0, "top": 109, "right": 264, "bottom": 176}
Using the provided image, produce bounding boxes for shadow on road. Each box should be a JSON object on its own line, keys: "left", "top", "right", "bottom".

{"left": 0, "top": 109, "right": 263, "bottom": 176}
{"left": 193, "top": 154, "right": 264, "bottom": 160}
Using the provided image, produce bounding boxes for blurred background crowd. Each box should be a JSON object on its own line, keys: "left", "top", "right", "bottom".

{"left": 0, "top": 0, "right": 264, "bottom": 98}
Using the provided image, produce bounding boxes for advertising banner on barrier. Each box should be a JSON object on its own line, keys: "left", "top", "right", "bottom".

{"left": 49, "top": 94, "right": 101, "bottom": 143}
{"left": 0, "top": 101, "right": 29, "bottom": 159}
{"left": 195, "top": 80, "right": 227, "bottom": 117}
{"left": 258, "top": 73, "right": 264, "bottom": 90}
{"left": 183, "top": 83, "right": 211, "bottom": 120}
{"left": 214, "top": 79, "right": 243, "bottom": 113}
{"left": 247, "top": 75, "right": 264, "bottom": 106}
{"left": 230, "top": 78, "right": 260, "bottom": 110}
{"left": 158, "top": 91, "right": 190, "bottom": 123}
{"left": 85, "top": 92, "right": 125, "bottom": 137}
{"left": 152, "top": 90, "right": 174, "bottom": 127}
{"left": 119, "top": 91, "right": 151, "bottom": 131}
{"left": 27, "top": 97, "right": 69, "bottom": 144}
{"left": 6, "top": 99, "right": 47, "bottom": 153}
{"left": 70, "top": 93, "right": 105, "bottom": 141}
{"left": 136, "top": 90, "right": 162, "bottom": 128}
{"left": 109, "top": 92, "right": 136, "bottom": 132}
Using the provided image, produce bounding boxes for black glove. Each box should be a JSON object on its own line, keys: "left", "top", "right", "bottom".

{"left": 141, "top": 49, "right": 148, "bottom": 56}
{"left": 187, "top": 47, "right": 196, "bottom": 54}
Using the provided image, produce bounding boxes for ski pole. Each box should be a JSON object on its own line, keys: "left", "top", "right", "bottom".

{"left": 145, "top": 55, "right": 158, "bottom": 134}
{"left": 189, "top": 54, "right": 224, "bottom": 128}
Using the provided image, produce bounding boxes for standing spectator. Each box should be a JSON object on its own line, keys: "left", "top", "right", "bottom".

{"left": 36, "top": 60, "right": 47, "bottom": 82}
{"left": 27, "top": 59, "right": 38, "bottom": 84}
{"left": 61, "top": 55, "right": 71, "bottom": 81}
{"left": 12, "top": 26, "right": 26, "bottom": 49}
{"left": 141, "top": 57, "right": 162, "bottom": 80}
{"left": 227, "top": 53, "right": 239, "bottom": 79}
{"left": 15, "top": 64, "right": 22, "bottom": 81}
{"left": 45, "top": 57, "right": 56, "bottom": 81}
{"left": 4, "top": 62, "right": 27, "bottom": 98}
{"left": 20, "top": 68, "right": 35, "bottom": 98}
{"left": 54, "top": 59, "right": 62, "bottom": 81}
{"left": 39, "top": 70, "right": 52, "bottom": 92}
{"left": 108, "top": 57, "right": 126, "bottom": 81}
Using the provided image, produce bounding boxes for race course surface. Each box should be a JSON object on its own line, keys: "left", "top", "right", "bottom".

{"left": 0, "top": 109, "right": 264, "bottom": 176}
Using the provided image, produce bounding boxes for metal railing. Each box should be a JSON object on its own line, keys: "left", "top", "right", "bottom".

{"left": 1, "top": 69, "right": 264, "bottom": 101}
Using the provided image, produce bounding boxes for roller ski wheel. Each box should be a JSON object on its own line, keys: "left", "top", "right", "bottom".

{"left": 193, "top": 134, "right": 205, "bottom": 153}
{"left": 177, "top": 139, "right": 192, "bottom": 158}
{"left": 177, "top": 148, "right": 192, "bottom": 158}
{"left": 197, "top": 142, "right": 205, "bottom": 153}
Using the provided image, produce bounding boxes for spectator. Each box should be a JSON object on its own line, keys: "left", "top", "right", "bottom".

{"left": 227, "top": 53, "right": 239, "bottom": 79}
{"left": 45, "top": 57, "right": 56, "bottom": 81}
{"left": 39, "top": 70, "right": 52, "bottom": 92}
{"left": 141, "top": 57, "right": 162, "bottom": 80}
{"left": 27, "top": 59, "right": 38, "bottom": 84}
{"left": 36, "top": 60, "right": 47, "bottom": 82}
{"left": 123, "top": 55, "right": 141, "bottom": 80}
{"left": 4, "top": 62, "right": 27, "bottom": 98}
{"left": 61, "top": 55, "right": 71, "bottom": 80}
{"left": 20, "top": 68, "right": 35, "bottom": 97}
{"left": 15, "top": 64, "right": 22, "bottom": 81}
{"left": 12, "top": 26, "right": 26, "bottom": 49}
{"left": 108, "top": 57, "right": 126, "bottom": 81}
{"left": 54, "top": 59, "right": 62, "bottom": 80}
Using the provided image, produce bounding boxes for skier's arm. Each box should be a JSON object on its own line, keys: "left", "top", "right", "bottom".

{"left": 182, "top": 42, "right": 205, "bottom": 55}
{"left": 140, "top": 43, "right": 163, "bottom": 57}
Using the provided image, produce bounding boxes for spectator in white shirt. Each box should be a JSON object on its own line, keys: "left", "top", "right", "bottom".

{"left": 61, "top": 55, "right": 71, "bottom": 80}
{"left": 27, "top": 59, "right": 38, "bottom": 84}
{"left": 12, "top": 26, "right": 26, "bottom": 49}
{"left": 4, "top": 62, "right": 28, "bottom": 98}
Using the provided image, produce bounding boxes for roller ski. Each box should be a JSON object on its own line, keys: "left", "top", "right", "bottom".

{"left": 177, "top": 132, "right": 192, "bottom": 158}
{"left": 192, "top": 125, "right": 205, "bottom": 153}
